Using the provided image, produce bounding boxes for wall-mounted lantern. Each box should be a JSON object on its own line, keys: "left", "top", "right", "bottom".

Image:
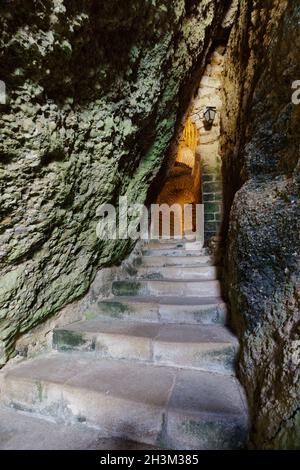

{"left": 203, "top": 106, "right": 216, "bottom": 130}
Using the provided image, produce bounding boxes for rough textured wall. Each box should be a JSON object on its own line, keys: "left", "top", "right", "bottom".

{"left": 0, "top": 0, "right": 230, "bottom": 365}
{"left": 222, "top": 0, "right": 300, "bottom": 449}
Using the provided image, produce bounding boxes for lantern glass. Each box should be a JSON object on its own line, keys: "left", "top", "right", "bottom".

{"left": 203, "top": 106, "right": 216, "bottom": 128}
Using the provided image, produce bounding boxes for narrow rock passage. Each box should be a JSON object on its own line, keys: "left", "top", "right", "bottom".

{"left": 0, "top": 238, "right": 249, "bottom": 450}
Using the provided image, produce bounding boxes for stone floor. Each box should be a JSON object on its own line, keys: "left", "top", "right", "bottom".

{"left": 0, "top": 407, "right": 156, "bottom": 450}
{"left": 0, "top": 238, "right": 249, "bottom": 450}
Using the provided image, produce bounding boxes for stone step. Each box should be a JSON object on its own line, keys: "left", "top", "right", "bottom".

{"left": 0, "top": 406, "right": 157, "bottom": 450}
{"left": 143, "top": 249, "right": 205, "bottom": 257}
{"left": 147, "top": 241, "right": 203, "bottom": 250}
{"left": 148, "top": 236, "right": 196, "bottom": 244}
{"left": 137, "top": 265, "right": 219, "bottom": 281}
{"left": 53, "top": 320, "right": 237, "bottom": 374}
{"left": 0, "top": 353, "right": 248, "bottom": 449}
{"left": 92, "top": 297, "right": 227, "bottom": 325}
{"left": 112, "top": 279, "right": 221, "bottom": 298}
{"left": 141, "top": 255, "right": 214, "bottom": 267}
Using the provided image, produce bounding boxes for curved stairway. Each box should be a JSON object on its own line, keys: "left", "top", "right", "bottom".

{"left": 0, "top": 239, "right": 249, "bottom": 449}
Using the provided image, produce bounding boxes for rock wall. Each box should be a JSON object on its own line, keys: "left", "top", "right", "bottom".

{"left": 0, "top": 1, "right": 230, "bottom": 365}
{"left": 221, "top": 0, "right": 300, "bottom": 449}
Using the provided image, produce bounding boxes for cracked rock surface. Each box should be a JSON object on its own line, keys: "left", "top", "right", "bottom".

{"left": 0, "top": 1, "right": 228, "bottom": 364}
{"left": 222, "top": 0, "right": 300, "bottom": 449}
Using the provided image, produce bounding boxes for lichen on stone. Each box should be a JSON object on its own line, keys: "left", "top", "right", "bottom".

{"left": 221, "top": 0, "right": 300, "bottom": 449}
{"left": 0, "top": 0, "right": 229, "bottom": 365}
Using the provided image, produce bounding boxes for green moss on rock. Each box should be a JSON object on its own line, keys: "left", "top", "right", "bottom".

{"left": 0, "top": 0, "right": 229, "bottom": 365}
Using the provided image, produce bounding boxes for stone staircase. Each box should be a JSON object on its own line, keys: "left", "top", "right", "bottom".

{"left": 0, "top": 238, "right": 249, "bottom": 450}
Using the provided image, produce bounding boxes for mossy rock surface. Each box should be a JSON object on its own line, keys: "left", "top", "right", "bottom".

{"left": 0, "top": 1, "right": 229, "bottom": 364}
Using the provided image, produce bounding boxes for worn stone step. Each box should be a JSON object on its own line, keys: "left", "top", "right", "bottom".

{"left": 143, "top": 249, "right": 205, "bottom": 257}
{"left": 141, "top": 255, "right": 214, "bottom": 267}
{"left": 147, "top": 241, "right": 204, "bottom": 250}
{"left": 148, "top": 236, "right": 196, "bottom": 244}
{"left": 91, "top": 297, "right": 227, "bottom": 325}
{"left": 53, "top": 320, "right": 237, "bottom": 374}
{"left": 0, "top": 406, "right": 157, "bottom": 450}
{"left": 0, "top": 353, "right": 248, "bottom": 449}
{"left": 112, "top": 279, "right": 221, "bottom": 298}
{"left": 137, "top": 265, "right": 219, "bottom": 281}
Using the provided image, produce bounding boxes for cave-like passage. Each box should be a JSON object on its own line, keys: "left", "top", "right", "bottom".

{"left": 155, "top": 116, "right": 200, "bottom": 238}
{"left": 155, "top": 48, "right": 225, "bottom": 244}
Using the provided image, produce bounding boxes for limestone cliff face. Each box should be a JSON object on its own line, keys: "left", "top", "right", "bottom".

{"left": 0, "top": 1, "right": 230, "bottom": 365}
{"left": 222, "top": 0, "right": 300, "bottom": 449}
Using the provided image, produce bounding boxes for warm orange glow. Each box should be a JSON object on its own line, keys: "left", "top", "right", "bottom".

{"left": 176, "top": 117, "right": 197, "bottom": 168}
